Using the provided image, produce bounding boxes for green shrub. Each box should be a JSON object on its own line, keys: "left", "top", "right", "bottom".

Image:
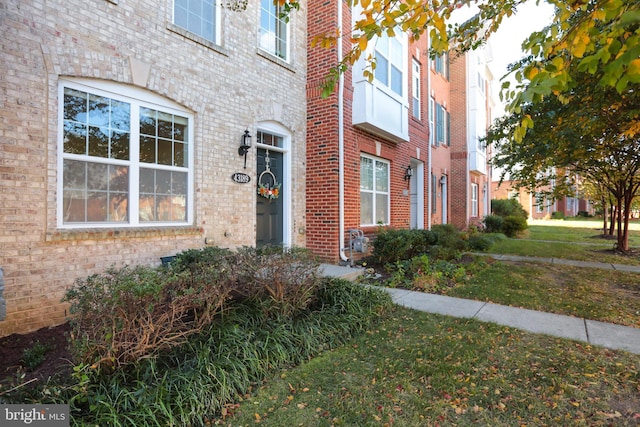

{"left": 467, "top": 234, "right": 495, "bottom": 251}
{"left": 428, "top": 224, "right": 468, "bottom": 260}
{"left": 502, "top": 215, "right": 529, "bottom": 237}
{"left": 370, "top": 228, "right": 437, "bottom": 264}
{"left": 483, "top": 215, "right": 504, "bottom": 233}
{"left": 21, "top": 341, "right": 54, "bottom": 371}
{"left": 551, "top": 211, "right": 565, "bottom": 219}
{"left": 491, "top": 198, "right": 528, "bottom": 220}
{"left": 16, "top": 279, "right": 392, "bottom": 427}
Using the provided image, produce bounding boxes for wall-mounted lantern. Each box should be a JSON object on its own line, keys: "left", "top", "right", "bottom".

{"left": 404, "top": 165, "right": 414, "bottom": 182}
{"left": 239, "top": 129, "right": 252, "bottom": 169}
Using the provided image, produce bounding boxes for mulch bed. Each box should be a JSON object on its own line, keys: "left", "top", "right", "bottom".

{"left": 0, "top": 323, "right": 73, "bottom": 390}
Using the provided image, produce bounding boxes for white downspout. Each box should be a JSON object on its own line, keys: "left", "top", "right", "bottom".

{"left": 338, "top": 1, "right": 349, "bottom": 262}
{"left": 427, "top": 31, "right": 432, "bottom": 230}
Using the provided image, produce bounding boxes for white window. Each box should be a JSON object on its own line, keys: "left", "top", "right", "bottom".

{"left": 260, "top": 0, "right": 289, "bottom": 61}
{"left": 173, "top": 0, "right": 219, "bottom": 44}
{"left": 375, "top": 33, "right": 404, "bottom": 96}
{"left": 436, "top": 103, "right": 448, "bottom": 146}
{"left": 58, "top": 80, "right": 194, "bottom": 228}
{"left": 412, "top": 59, "right": 421, "bottom": 119}
{"left": 429, "top": 97, "right": 435, "bottom": 146}
{"left": 471, "top": 183, "right": 479, "bottom": 217}
{"left": 360, "top": 155, "right": 389, "bottom": 225}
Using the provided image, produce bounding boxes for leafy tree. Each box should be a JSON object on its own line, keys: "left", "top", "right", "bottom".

{"left": 486, "top": 51, "right": 640, "bottom": 251}
{"left": 280, "top": 0, "right": 639, "bottom": 117}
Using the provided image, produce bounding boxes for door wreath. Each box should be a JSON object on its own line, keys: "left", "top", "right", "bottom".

{"left": 257, "top": 149, "right": 281, "bottom": 200}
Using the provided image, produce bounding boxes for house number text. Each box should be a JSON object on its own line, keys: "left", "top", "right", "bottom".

{"left": 231, "top": 172, "right": 251, "bottom": 184}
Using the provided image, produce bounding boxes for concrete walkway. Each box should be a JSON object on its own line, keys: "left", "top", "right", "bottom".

{"left": 319, "top": 258, "right": 640, "bottom": 355}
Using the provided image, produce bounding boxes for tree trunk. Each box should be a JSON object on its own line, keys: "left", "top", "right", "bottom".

{"left": 601, "top": 197, "right": 608, "bottom": 235}
{"left": 609, "top": 206, "right": 616, "bottom": 235}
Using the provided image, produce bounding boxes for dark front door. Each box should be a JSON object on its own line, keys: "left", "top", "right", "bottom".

{"left": 256, "top": 148, "right": 283, "bottom": 247}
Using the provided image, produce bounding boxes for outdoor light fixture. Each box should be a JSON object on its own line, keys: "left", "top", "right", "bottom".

{"left": 404, "top": 165, "right": 414, "bottom": 182}
{"left": 239, "top": 129, "right": 252, "bottom": 169}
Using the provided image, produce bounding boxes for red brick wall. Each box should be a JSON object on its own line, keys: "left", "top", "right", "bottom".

{"left": 306, "top": 2, "right": 430, "bottom": 261}
{"left": 449, "top": 54, "right": 469, "bottom": 228}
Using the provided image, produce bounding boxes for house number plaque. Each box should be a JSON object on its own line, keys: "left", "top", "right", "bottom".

{"left": 231, "top": 172, "right": 251, "bottom": 184}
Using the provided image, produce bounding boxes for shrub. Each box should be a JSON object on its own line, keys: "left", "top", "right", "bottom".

{"left": 20, "top": 279, "right": 392, "bottom": 427}
{"left": 502, "top": 215, "right": 528, "bottom": 237}
{"left": 64, "top": 264, "right": 232, "bottom": 369}
{"left": 370, "top": 228, "right": 437, "bottom": 264}
{"left": 491, "top": 198, "right": 528, "bottom": 220}
{"left": 551, "top": 211, "right": 565, "bottom": 219}
{"left": 483, "top": 215, "right": 504, "bottom": 234}
{"left": 467, "top": 234, "right": 495, "bottom": 251}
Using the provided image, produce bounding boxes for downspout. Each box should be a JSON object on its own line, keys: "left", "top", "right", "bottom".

{"left": 426, "top": 30, "right": 432, "bottom": 230}
{"left": 338, "top": 0, "right": 349, "bottom": 262}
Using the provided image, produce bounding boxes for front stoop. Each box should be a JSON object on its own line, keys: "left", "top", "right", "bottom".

{"left": 319, "top": 264, "right": 365, "bottom": 281}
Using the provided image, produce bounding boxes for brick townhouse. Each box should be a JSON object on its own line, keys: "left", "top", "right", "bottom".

{"left": 306, "top": 1, "right": 431, "bottom": 263}
{"left": 0, "top": 0, "right": 307, "bottom": 336}
{"left": 449, "top": 48, "right": 494, "bottom": 229}
{"left": 305, "top": 1, "right": 494, "bottom": 263}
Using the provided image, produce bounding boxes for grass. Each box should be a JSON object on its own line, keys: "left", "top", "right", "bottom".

{"left": 216, "top": 219, "right": 640, "bottom": 426}
{"left": 487, "top": 223, "right": 640, "bottom": 265}
{"left": 448, "top": 261, "right": 640, "bottom": 327}
{"left": 216, "top": 308, "right": 640, "bottom": 426}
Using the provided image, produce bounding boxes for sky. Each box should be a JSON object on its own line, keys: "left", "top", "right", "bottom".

{"left": 452, "top": 0, "right": 556, "bottom": 114}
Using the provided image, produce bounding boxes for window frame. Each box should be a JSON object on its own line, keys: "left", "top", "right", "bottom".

{"left": 360, "top": 154, "right": 390, "bottom": 226}
{"left": 172, "top": 0, "right": 221, "bottom": 46}
{"left": 471, "top": 183, "right": 479, "bottom": 217}
{"left": 374, "top": 33, "right": 406, "bottom": 97}
{"left": 429, "top": 97, "right": 435, "bottom": 146}
{"left": 57, "top": 79, "right": 195, "bottom": 229}
{"left": 259, "top": 0, "right": 290, "bottom": 61}
{"left": 411, "top": 59, "right": 421, "bottom": 120}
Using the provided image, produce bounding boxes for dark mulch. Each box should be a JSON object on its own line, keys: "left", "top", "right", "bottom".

{"left": 0, "top": 323, "right": 73, "bottom": 391}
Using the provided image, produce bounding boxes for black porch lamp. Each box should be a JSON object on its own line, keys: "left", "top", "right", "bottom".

{"left": 239, "top": 129, "right": 252, "bottom": 169}
{"left": 404, "top": 165, "right": 413, "bottom": 182}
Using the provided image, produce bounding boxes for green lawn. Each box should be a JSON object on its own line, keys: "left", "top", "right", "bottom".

{"left": 216, "top": 309, "right": 640, "bottom": 426}
{"left": 448, "top": 261, "right": 640, "bottom": 327}
{"left": 488, "top": 223, "right": 640, "bottom": 266}
{"left": 217, "top": 221, "right": 640, "bottom": 426}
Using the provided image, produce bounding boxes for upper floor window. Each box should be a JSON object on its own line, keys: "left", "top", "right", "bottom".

{"left": 434, "top": 52, "right": 449, "bottom": 79}
{"left": 429, "top": 97, "right": 435, "bottom": 146}
{"left": 375, "top": 33, "right": 404, "bottom": 96}
{"left": 477, "top": 72, "right": 486, "bottom": 95}
{"left": 173, "top": 0, "right": 219, "bottom": 44}
{"left": 58, "top": 80, "right": 194, "bottom": 228}
{"left": 360, "top": 155, "right": 389, "bottom": 226}
{"left": 411, "top": 59, "right": 421, "bottom": 119}
{"left": 435, "top": 102, "right": 449, "bottom": 146}
{"left": 260, "top": 0, "right": 289, "bottom": 61}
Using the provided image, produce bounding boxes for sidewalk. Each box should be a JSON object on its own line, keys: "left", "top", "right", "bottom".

{"left": 319, "top": 260, "right": 640, "bottom": 355}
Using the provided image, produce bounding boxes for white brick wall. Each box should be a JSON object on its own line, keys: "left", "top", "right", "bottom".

{"left": 0, "top": 0, "right": 307, "bottom": 335}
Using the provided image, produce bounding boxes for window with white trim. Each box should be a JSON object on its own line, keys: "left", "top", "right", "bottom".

{"left": 360, "top": 155, "right": 389, "bottom": 225}
{"left": 429, "top": 97, "right": 435, "bottom": 146}
{"left": 58, "top": 80, "right": 193, "bottom": 227}
{"left": 471, "top": 183, "right": 479, "bottom": 217}
{"left": 436, "top": 103, "right": 448, "bottom": 146}
{"left": 259, "top": 0, "right": 289, "bottom": 61}
{"left": 411, "top": 59, "right": 421, "bottom": 119}
{"left": 173, "top": 0, "right": 219, "bottom": 44}
{"left": 374, "top": 33, "right": 404, "bottom": 96}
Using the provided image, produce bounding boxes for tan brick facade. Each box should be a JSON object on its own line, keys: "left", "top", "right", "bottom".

{"left": 0, "top": 0, "right": 307, "bottom": 336}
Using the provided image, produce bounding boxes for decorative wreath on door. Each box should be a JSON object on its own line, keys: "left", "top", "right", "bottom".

{"left": 257, "top": 150, "right": 281, "bottom": 200}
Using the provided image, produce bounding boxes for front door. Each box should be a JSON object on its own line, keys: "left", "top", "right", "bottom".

{"left": 256, "top": 148, "right": 284, "bottom": 247}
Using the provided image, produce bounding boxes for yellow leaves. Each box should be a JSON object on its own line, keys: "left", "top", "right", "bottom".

{"left": 572, "top": 33, "right": 591, "bottom": 58}
{"left": 628, "top": 58, "right": 640, "bottom": 77}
